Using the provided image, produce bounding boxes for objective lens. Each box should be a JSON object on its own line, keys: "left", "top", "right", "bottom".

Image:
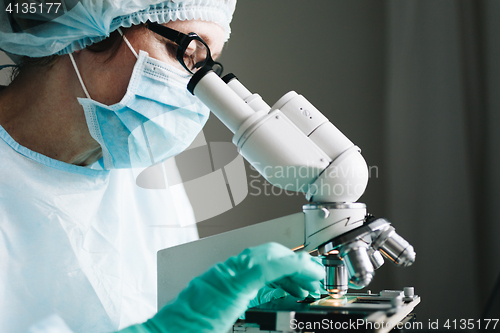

{"left": 374, "top": 226, "right": 416, "bottom": 267}
{"left": 341, "top": 241, "right": 374, "bottom": 288}
{"left": 368, "top": 248, "right": 385, "bottom": 270}
{"left": 322, "top": 255, "right": 348, "bottom": 297}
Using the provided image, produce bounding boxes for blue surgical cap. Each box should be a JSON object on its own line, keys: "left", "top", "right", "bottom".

{"left": 0, "top": 0, "right": 236, "bottom": 59}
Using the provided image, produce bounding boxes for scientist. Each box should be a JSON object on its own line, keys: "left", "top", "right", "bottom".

{"left": 0, "top": 0, "right": 324, "bottom": 332}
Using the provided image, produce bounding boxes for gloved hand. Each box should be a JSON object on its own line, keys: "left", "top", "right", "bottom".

{"left": 252, "top": 255, "right": 327, "bottom": 305}
{"left": 119, "top": 242, "right": 324, "bottom": 333}
{"left": 247, "top": 284, "right": 288, "bottom": 310}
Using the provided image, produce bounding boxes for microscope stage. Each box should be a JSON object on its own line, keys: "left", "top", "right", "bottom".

{"left": 233, "top": 290, "right": 420, "bottom": 333}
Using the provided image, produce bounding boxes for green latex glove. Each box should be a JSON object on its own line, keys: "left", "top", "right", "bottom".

{"left": 246, "top": 253, "right": 364, "bottom": 310}
{"left": 247, "top": 284, "right": 287, "bottom": 308}
{"left": 247, "top": 255, "right": 327, "bottom": 308}
{"left": 119, "top": 242, "right": 324, "bottom": 333}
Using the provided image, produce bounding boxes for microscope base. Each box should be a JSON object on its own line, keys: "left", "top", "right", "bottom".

{"left": 232, "top": 290, "right": 420, "bottom": 333}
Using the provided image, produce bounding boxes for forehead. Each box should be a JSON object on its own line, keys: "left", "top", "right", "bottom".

{"left": 164, "top": 20, "right": 225, "bottom": 56}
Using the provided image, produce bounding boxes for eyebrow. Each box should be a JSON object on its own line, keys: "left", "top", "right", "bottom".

{"left": 197, "top": 32, "right": 212, "bottom": 43}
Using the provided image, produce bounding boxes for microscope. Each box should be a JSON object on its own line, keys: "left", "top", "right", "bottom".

{"left": 157, "top": 67, "right": 419, "bottom": 332}
{"left": 187, "top": 67, "right": 415, "bottom": 294}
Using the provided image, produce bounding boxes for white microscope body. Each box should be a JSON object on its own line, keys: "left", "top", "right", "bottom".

{"left": 184, "top": 68, "right": 415, "bottom": 297}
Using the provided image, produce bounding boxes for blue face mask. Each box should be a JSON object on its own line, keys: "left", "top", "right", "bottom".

{"left": 72, "top": 47, "right": 210, "bottom": 169}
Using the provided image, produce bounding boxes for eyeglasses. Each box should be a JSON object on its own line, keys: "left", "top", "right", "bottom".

{"left": 146, "top": 21, "right": 223, "bottom": 76}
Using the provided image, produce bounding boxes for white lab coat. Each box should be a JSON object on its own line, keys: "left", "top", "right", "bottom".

{"left": 0, "top": 125, "right": 198, "bottom": 332}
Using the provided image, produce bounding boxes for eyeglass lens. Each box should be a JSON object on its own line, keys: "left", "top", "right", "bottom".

{"left": 181, "top": 39, "right": 223, "bottom": 75}
{"left": 183, "top": 39, "right": 209, "bottom": 73}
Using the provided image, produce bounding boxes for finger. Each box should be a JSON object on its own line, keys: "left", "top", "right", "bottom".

{"left": 228, "top": 243, "right": 325, "bottom": 293}
{"left": 276, "top": 277, "right": 321, "bottom": 298}
{"left": 249, "top": 285, "right": 287, "bottom": 308}
{"left": 276, "top": 277, "right": 308, "bottom": 298}
{"left": 292, "top": 252, "right": 326, "bottom": 280}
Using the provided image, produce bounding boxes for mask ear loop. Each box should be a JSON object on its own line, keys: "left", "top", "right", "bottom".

{"left": 117, "top": 27, "right": 155, "bottom": 165}
{"left": 69, "top": 28, "right": 138, "bottom": 100}
{"left": 117, "top": 28, "right": 139, "bottom": 59}
{"left": 68, "top": 53, "right": 91, "bottom": 99}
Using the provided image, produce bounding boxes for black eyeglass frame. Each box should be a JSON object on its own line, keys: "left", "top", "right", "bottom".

{"left": 146, "top": 21, "right": 223, "bottom": 75}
